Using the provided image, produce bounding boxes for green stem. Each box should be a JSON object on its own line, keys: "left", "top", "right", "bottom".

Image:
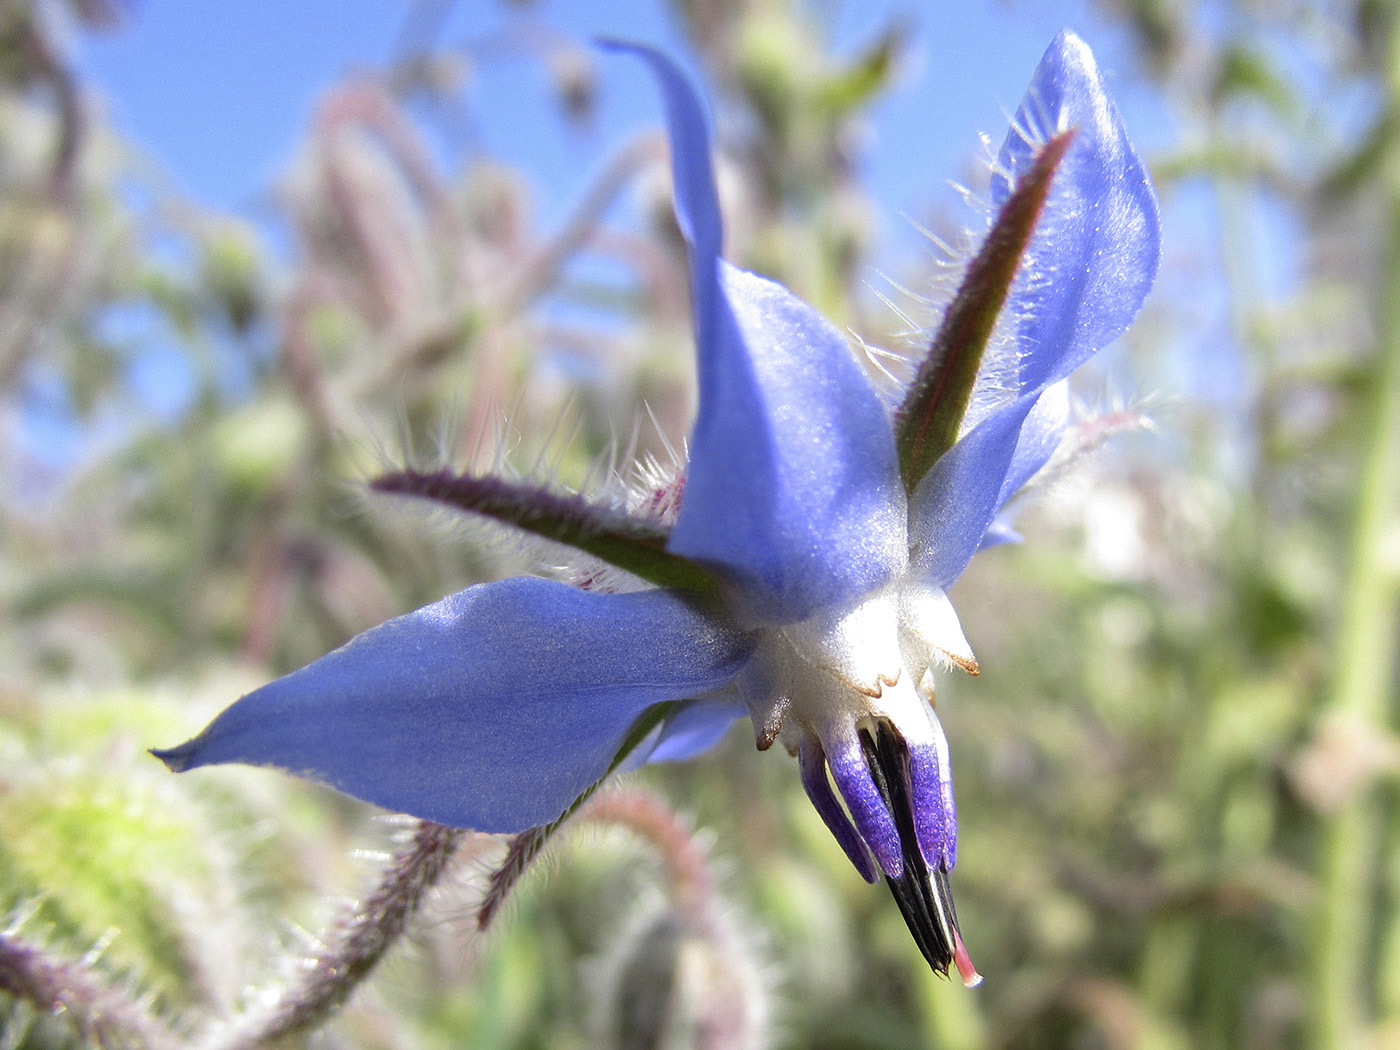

{"left": 1313, "top": 101, "right": 1400, "bottom": 1050}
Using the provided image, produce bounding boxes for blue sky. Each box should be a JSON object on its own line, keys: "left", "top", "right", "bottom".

{"left": 73, "top": 0, "right": 1151, "bottom": 251}
{"left": 18, "top": 0, "right": 1207, "bottom": 475}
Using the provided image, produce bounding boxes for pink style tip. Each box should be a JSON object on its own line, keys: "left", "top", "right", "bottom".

{"left": 953, "top": 930, "right": 983, "bottom": 988}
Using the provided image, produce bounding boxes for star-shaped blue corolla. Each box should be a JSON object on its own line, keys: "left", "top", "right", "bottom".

{"left": 154, "top": 31, "right": 1159, "bottom": 984}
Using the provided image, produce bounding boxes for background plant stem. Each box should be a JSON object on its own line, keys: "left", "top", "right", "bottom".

{"left": 1312, "top": 12, "right": 1400, "bottom": 1042}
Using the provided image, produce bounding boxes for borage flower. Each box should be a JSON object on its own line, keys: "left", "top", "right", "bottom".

{"left": 154, "top": 31, "right": 1158, "bottom": 984}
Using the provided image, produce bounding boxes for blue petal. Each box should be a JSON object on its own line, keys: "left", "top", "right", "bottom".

{"left": 990, "top": 29, "right": 1160, "bottom": 393}
{"left": 977, "top": 521, "right": 1024, "bottom": 551}
{"left": 799, "top": 737, "right": 878, "bottom": 883}
{"left": 910, "top": 33, "right": 1159, "bottom": 585}
{"left": 597, "top": 41, "right": 723, "bottom": 261}
{"left": 644, "top": 697, "right": 746, "bottom": 762}
{"left": 154, "top": 579, "right": 753, "bottom": 832}
{"left": 827, "top": 736, "right": 903, "bottom": 877}
{"left": 604, "top": 43, "right": 906, "bottom": 625}
{"left": 912, "top": 378, "right": 1063, "bottom": 578}
{"left": 995, "top": 379, "right": 1069, "bottom": 508}
{"left": 676, "top": 264, "right": 908, "bottom": 622}
{"left": 910, "top": 715, "right": 957, "bottom": 871}
{"left": 908, "top": 397, "right": 1036, "bottom": 589}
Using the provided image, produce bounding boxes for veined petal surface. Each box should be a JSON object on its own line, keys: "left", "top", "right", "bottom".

{"left": 154, "top": 579, "right": 753, "bottom": 832}
{"left": 990, "top": 29, "right": 1160, "bottom": 395}
{"left": 607, "top": 43, "right": 907, "bottom": 626}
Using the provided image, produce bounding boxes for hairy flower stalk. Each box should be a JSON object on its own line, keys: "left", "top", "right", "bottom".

{"left": 153, "top": 32, "right": 1159, "bottom": 983}
{"left": 583, "top": 790, "right": 768, "bottom": 1050}
{"left": 0, "top": 930, "right": 183, "bottom": 1050}
{"left": 212, "top": 820, "right": 466, "bottom": 1050}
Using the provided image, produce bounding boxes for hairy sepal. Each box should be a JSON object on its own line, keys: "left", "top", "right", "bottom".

{"left": 372, "top": 468, "right": 720, "bottom": 597}
{"left": 895, "top": 131, "right": 1074, "bottom": 495}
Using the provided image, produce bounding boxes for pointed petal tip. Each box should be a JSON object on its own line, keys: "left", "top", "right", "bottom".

{"left": 1035, "top": 31, "right": 1101, "bottom": 100}
{"left": 1050, "top": 27, "right": 1091, "bottom": 62}
{"left": 982, "top": 26, "right": 1160, "bottom": 404}
{"left": 596, "top": 34, "right": 722, "bottom": 262}
{"left": 148, "top": 580, "right": 752, "bottom": 833}
{"left": 149, "top": 741, "right": 195, "bottom": 773}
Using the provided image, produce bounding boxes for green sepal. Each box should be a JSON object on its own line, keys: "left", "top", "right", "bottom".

{"left": 895, "top": 130, "right": 1075, "bottom": 494}
{"left": 371, "top": 469, "right": 721, "bottom": 597}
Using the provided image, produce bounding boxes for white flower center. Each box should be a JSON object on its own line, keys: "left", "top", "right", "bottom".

{"left": 738, "top": 580, "right": 976, "bottom": 752}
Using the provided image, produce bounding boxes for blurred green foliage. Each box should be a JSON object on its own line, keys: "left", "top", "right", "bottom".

{"left": 1, "top": 1, "right": 1398, "bottom": 1049}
